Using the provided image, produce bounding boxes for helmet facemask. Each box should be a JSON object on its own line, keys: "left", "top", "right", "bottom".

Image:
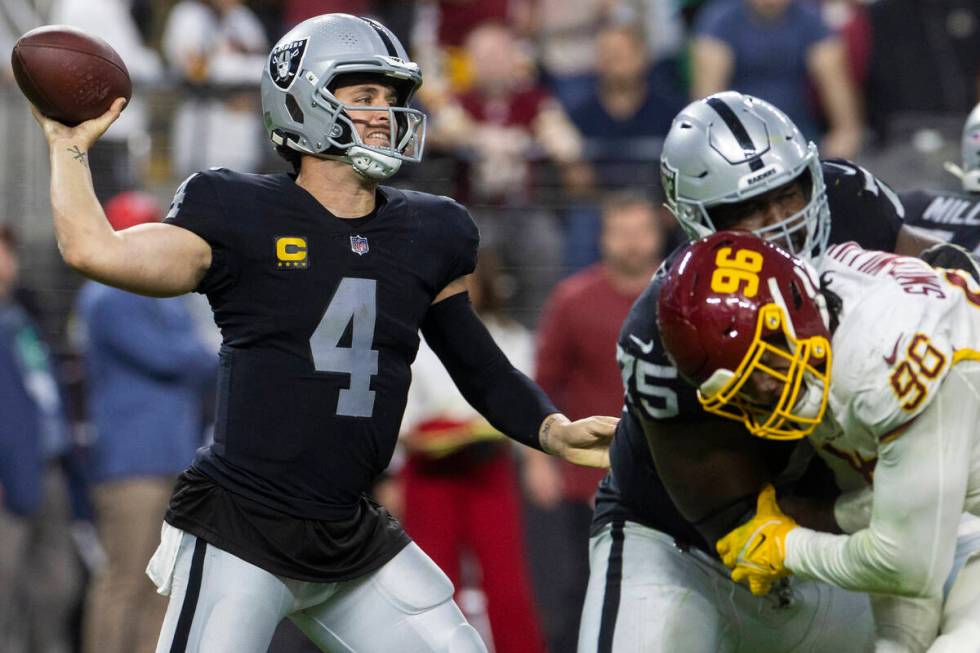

{"left": 698, "top": 302, "right": 831, "bottom": 440}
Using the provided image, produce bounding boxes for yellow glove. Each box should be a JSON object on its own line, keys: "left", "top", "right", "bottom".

{"left": 716, "top": 484, "right": 798, "bottom": 596}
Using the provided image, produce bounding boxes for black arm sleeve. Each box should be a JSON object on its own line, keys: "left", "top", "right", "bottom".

{"left": 420, "top": 292, "right": 558, "bottom": 451}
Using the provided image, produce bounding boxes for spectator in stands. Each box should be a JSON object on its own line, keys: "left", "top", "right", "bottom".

{"left": 0, "top": 224, "right": 80, "bottom": 653}
{"left": 566, "top": 22, "right": 685, "bottom": 185}
{"left": 74, "top": 193, "right": 217, "bottom": 653}
{"left": 900, "top": 101, "right": 980, "bottom": 258}
{"left": 864, "top": 0, "right": 980, "bottom": 145}
{"left": 284, "top": 2, "right": 416, "bottom": 48}
{"left": 561, "top": 22, "right": 686, "bottom": 271}
{"left": 162, "top": 0, "right": 268, "bottom": 176}
{"left": 532, "top": 1, "right": 686, "bottom": 112}
{"left": 527, "top": 0, "right": 617, "bottom": 110}
{"left": 435, "top": 0, "right": 532, "bottom": 48}
{"left": 50, "top": 0, "right": 163, "bottom": 202}
{"left": 285, "top": 0, "right": 373, "bottom": 27}
{"left": 398, "top": 250, "right": 545, "bottom": 653}
{"left": 630, "top": 0, "right": 686, "bottom": 61}
{"left": 691, "top": 0, "right": 863, "bottom": 159}
{"left": 426, "top": 20, "right": 594, "bottom": 323}
{"left": 526, "top": 193, "right": 665, "bottom": 653}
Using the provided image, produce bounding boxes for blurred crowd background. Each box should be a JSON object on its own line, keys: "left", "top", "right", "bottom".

{"left": 0, "top": 1, "right": 978, "bottom": 652}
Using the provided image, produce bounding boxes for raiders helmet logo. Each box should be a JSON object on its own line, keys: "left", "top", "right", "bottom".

{"left": 269, "top": 37, "right": 309, "bottom": 90}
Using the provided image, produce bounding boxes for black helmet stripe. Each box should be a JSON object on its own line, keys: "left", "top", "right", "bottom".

{"left": 359, "top": 16, "right": 398, "bottom": 57}
{"left": 706, "top": 97, "right": 765, "bottom": 171}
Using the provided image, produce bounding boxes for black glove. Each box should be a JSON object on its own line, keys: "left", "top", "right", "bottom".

{"left": 919, "top": 242, "right": 980, "bottom": 284}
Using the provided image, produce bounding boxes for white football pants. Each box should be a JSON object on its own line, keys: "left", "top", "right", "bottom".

{"left": 578, "top": 521, "right": 875, "bottom": 653}
{"left": 148, "top": 524, "right": 486, "bottom": 652}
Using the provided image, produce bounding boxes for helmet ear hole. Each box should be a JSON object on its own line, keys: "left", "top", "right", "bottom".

{"left": 285, "top": 94, "right": 304, "bottom": 124}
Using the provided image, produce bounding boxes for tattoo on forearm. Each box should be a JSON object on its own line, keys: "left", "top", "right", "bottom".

{"left": 67, "top": 145, "right": 87, "bottom": 167}
{"left": 540, "top": 415, "right": 558, "bottom": 453}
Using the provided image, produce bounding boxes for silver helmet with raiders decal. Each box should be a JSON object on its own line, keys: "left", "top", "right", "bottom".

{"left": 260, "top": 13, "right": 426, "bottom": 179}
{"left": 947, "top": 102, "right": 980, "bottom": 192}
{"left": 660, "top": 92, "right": 830, "bottom": 260}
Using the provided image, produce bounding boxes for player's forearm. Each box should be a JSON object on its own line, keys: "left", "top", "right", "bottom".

{"left": 537, "top": 413, "right": 568, "bottom": 454}
{"left": 690, "top": 37, "right": 733, "bottom": 99}
{"left": 785, "top": 525, "right": 938, "bottom": 596}
{"left": 48, "top": 140, "right": 116, "bottom": 271}
{"left": 422, "top": 293, "right": 557, "bottom": 450}
{"left": 786, "top": 401, "right": 968, "bottom": 597}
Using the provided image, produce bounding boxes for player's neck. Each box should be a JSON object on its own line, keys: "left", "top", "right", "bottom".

{"left": 295, "top": 158, "right": 379, "bottom": 218}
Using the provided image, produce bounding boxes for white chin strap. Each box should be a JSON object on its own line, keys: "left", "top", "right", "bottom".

{"left": 348, "top": 146, "right": 402, "bottom": 180}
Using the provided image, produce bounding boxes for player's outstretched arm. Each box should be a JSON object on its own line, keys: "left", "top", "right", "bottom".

{"left": 423, "top": 283, "right": 616, "bottom": 468}
{"left": 784, "top": 374, "right": 977, "bottom": 598}
{"left": 33, "top": 100, "right": 211, "bottom": 297}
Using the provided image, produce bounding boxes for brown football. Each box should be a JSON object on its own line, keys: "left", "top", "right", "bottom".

{"left": 11, "top": 25, "right": 131, "bottom": 126}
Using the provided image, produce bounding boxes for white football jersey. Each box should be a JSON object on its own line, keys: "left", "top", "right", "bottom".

{"left": 782, "top": 242, "right": 980, "bottom": 644}
{"left": 809, "top": 242, "right": 980, "bottom": 475}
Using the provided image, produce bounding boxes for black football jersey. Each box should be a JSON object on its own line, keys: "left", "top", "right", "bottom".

{"left": 593, "top": 159, "right": 906, "bottom": 549}
{"left": 900, "top": 187, "right": 980, "bottom": 253}
{"left": 165, "top": 169, "right": 478, "bottom": 521}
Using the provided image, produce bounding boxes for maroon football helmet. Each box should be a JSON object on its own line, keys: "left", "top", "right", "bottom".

{"left": 657, "top": 231, "right": 832, "bottom": 440}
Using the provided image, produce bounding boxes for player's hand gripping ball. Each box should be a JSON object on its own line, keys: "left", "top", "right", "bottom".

{"left": 11, "top": 25, "right": 131, "bottom": 126}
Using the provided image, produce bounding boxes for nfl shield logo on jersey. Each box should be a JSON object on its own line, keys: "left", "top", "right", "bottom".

{"left": 269, "top": 37, "right": 308, "bottom": 90}
{"left": 350, "top": 235, "right": 370, "bottom": 256}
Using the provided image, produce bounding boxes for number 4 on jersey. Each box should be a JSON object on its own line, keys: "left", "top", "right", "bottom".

{"left": 310, "top": 277, "right": 379, "bottom": 418}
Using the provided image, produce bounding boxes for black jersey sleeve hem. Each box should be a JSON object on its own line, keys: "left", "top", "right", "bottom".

{"left": 420, "top": 292, "right": 556, "bottom": 451}
{"left": 162, "top": 171, "right": 239, "bottom": 295}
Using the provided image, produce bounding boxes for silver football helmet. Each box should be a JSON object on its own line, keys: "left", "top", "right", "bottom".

{"left": 260, "top": 13, "right": 426, "bottom": 179}
{"left": 660, "top": 91, "right": 830, "bottom": 260}
{"left": 946, "top": 102, "right": 980, "bottom": 192}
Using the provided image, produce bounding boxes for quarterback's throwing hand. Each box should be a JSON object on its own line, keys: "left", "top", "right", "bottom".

{"left": 31, "top": 97, "right": 126, "bottom": 149}
{"left": 716, "top": 484, "right": 798, "bottom": 596}
{"left": 539, "top": 414, "right": 618, "bottom": 469}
